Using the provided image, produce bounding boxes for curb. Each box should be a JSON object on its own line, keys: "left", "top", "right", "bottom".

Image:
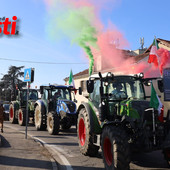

{"left": 33, "top": 137, "right": 58, "bottom": 170}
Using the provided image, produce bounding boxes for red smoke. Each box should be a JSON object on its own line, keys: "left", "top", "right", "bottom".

{"left": 157, "top": 48, "right": 170, "bottom": 74}
{"left": 95, "top": 27, "right": 130, "bottom": 71}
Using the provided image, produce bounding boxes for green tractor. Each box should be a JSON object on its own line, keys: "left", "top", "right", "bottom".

{"left": 9, "top": 88, "right": 39, "bottom": 126}
{"left": 77, "top": 72, "right": 170, "bottom": 169}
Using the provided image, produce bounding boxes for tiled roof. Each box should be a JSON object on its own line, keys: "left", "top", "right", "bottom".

{"left": 145, "top": 38, "right": 170, "bottom": 53}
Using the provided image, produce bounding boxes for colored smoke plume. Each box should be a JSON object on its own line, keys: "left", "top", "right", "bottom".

{"left": 44, "top": 0, "right": 101, "bottom": 75}
{"left": 95, "top": 25, "right": 130, "bottom": 72}
{"left": 157, "top": 48, "right": 170, "bottom": 75}
{"left": 44, "top": 0, "right": 127, "bottom": 75}
{"left": 131, "top": 60, "right": 161, "bottom": 78}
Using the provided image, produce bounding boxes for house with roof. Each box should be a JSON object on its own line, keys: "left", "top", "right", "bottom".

{"left": 64, "top": 38, "right": 170, "bottom": 107}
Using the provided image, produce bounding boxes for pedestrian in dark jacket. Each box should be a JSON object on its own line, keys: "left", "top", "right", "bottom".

{"left": 0, "top": 104, "right": 5, "bottom": 133}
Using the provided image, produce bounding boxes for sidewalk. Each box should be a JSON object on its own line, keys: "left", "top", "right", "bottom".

{"left": 0, "top": 125, "right": 55, "bottom": 170}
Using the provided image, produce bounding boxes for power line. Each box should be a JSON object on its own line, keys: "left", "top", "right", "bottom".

{"left": 0, "top": 57, "right": 88, "bottom": 65}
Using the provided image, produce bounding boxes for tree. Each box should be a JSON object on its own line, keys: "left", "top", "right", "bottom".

{"left": 0, "top": 65, "right": 26, "bottom": 101}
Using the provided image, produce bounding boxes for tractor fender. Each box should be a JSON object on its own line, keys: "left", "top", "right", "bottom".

{"left": 77, "top": 102, "right": 102, "bottom": 134}
{"left": 34, "top": 100, "right": 46, "bottom": 115}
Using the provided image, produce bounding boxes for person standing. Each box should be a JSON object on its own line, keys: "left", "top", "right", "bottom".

{"left": 0, "top": 104, "right": 5, "bottom": 133}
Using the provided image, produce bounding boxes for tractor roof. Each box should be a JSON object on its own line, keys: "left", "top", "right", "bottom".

{"left": 40, "top": 84, "right": 73, "bottom": 89}
{"left": 90, "top": 72, "right": 145, "bottom": 80}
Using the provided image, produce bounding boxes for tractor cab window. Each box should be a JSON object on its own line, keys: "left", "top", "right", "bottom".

{"left": 29, "top": 91, "right": 38, "bottom": 100}
{"left": 89, "top": 80, "right": 100, "bottom": 108}
{"left": 126, "top": 80, "right": 144, "bottom": 99}
{"left": 107, "top": 81, "right": 127, "bottom": 100}
{"left": 43, "top": 89, "right": 48, "bottom": 100}
{"left": 107, "top": 77, "right": 145, "bottom": 100}
{"left": 21, "top": 90, "right": 27, "bottom": 101}
{"left": 52, "top": 88, "right": 71, "bottom": 100}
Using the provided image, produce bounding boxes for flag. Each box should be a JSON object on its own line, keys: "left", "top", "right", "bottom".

{"left": 148, "top": 38, "right": 159, "bottom": 67}
{"left": 69, "top": 69, "right": 77, "bottom": 94}
{"left": 149, "top": 82, "right": 163, "bottom": 115}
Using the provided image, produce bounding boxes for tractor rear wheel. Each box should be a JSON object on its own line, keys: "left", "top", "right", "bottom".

{"left": 101, "top": 126, "right": 130, "bottom": 170}
{"left": 34, "top": 105, "right": 46, "bottom": 130}
{"left": 9, "top": 104, "right": 18, "bottom": 124}
{"left": 77, "top": 108, "right": 99, "bottom": 156}
{"left": 47, "top": 112, "right": 60, "bottom": 135}
{"left": 18, "top": 108, "right": 26, "bottom": 126}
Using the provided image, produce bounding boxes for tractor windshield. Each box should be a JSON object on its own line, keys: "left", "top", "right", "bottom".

{"left": 52, "top": 88, "right": 71, "bottom": 100}
{"left": 107, "top": 76, "right": 145, "bottom": 100}
{"left": 21, "top": 90, "right": 38, "bottom": 101}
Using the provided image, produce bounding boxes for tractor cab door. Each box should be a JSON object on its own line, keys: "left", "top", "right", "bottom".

{"left": 89, "top": 80, "right": 100, "bottom": 110}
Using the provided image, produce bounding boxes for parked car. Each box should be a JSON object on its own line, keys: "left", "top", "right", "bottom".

{"left": 3, "top": 103, "right": 10, "bottom": 120}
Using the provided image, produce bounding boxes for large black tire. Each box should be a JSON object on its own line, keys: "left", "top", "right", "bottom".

{"left": 34, "top": 105, "right": 46, "bottom": 130}
{"left": 9, "top": 104, "right": 18, "bottom": 124}
{"left": 47, "top": 112, "right": 60, "bottom": 135}
{"left": 77, "top": 108, "right": 99, "bottom": 156}
{"left": 101, "top": 126, "right": 130, "bottom": 170}
{"left": 18, "top": 108, "right": 26, "bottom": 126}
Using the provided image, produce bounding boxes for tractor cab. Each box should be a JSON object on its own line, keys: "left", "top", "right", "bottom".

{"left": 86, "top": 72, "right": 147, "bottom": 121}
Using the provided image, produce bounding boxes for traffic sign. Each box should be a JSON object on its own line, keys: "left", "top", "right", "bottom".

{"left": 24, "top": 68, "right": 31, "bottom": 82}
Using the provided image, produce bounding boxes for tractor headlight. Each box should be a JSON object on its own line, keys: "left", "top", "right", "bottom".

{"left": 139, "top": 72, "right": 144, "bottom": 78}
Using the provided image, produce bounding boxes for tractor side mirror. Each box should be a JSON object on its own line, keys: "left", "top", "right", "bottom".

{"left": 40, "top": 86, "right": 44, "bottom": 94}
{"left": 86, "top": 80, "right": 94, "bottom": 93}
{"left": 158, "top": 80, "right": 164, "bottom": 93}
{"left": 79, "top": 87, "right": 82, "bottom": 95}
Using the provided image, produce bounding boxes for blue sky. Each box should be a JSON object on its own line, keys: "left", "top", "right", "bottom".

{"left": 0, "top": 0, "right": 170, "bottom": 88}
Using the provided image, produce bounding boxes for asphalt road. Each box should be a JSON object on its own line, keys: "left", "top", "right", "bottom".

{"left": 4, "top": 121, "right": 170, "bottom": 170}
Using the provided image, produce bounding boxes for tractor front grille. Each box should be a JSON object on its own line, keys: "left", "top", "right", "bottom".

{"left": 131, "top": 100, "right": 150, "bottom": 117}
{"left": 65, "top": 101, "right": 76, "bottom": 113}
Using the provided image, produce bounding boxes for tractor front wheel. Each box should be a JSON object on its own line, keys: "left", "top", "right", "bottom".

{"left": 18, "top": 108, "right": 26, "bottom": 126}
{"left": 47, "top": 112, "right": 60, "bottom": 135}
{"left": 9, "top": 104, "right": 17, "bottom": 124}
{"left": 101, "top": 126, "right": 130, "bottom": 170}
{"left": 77, "top": 108, "right": 99, "bottom": 156}
{"left": 34, "top": 105, "right": 46, "bottom": 130}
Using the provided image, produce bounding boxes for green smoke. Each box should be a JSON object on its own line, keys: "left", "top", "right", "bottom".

{"left": 47, "top": 5, "right": 98, "bottom": 75}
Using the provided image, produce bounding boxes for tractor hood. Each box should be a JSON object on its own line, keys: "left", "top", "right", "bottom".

{"left": 56, "top": 99, "right": 76, "bottom": 114}
{"left": 119, "top": 99, "right": 150, "bottom": 119}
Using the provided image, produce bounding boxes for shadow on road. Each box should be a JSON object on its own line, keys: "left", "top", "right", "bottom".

{"left": 1, "top": 135, "right": 11, "bottom": 148}
{"left": 131, "top": 151, "right": 169, "bottom": 169}
{"left": 59, "top": 164, "right": 104, "bottom": 170}
{"left": 0, "top": 155, "right": 52, "bottom": 169}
